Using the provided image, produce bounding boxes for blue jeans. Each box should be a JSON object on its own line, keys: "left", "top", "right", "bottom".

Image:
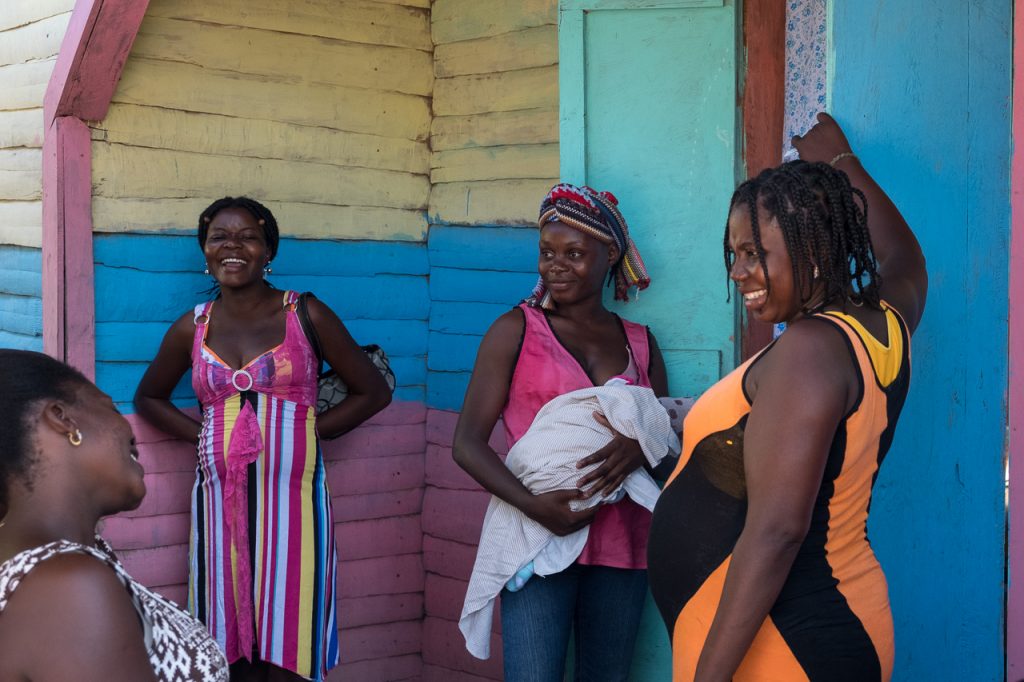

{"left": 500, "top": 563, "right": 648, "bottom": 682}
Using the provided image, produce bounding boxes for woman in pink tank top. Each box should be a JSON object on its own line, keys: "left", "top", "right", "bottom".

{"left": 454, "top": 184, "right": 669, "bottom": 681}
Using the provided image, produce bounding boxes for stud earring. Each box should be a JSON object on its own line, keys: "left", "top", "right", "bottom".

{"left": 264, "top": 263, "right": 272, "bottom": 277}
{"left": 812, "top": 265, "right": 820, "bottom": 279}
{"left": 68, "top": 429, "right": 83, "bottom": 446}
{"left": 204, "top": 264, "right": 210, "bottom": 275}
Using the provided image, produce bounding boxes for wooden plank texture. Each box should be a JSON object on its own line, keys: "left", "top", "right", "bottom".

{"left": 131, "top": 16, "right": 433, "bottom": 96}
{"left": 0, "top": 59, "right": 55, "bottom": 110}
{"left": 430, "top": 143, "right": 558, "bottom": 184}
{"left": 0, "top": 0, "right": 73, "bottom": 33}
{"left": 91, "top": 104, "right": 430, "bottom": 175}
{"left": 0, "top": 109, "right": 44, "bottom": 148}
{"left": 429, "top": 179, "right": 556, "bottom": 225}
{"left": 0, "top": 11, "right": 71, "bottom": 67}
{"left": 91, "top": 145, "right": 429, "bottom": 209}
{"left": 431, "top": 108, "right": 559, "bottom": 152}
{"left": 432, "top": 0, "right": 556, "bottom": 45}
{"left": 434, "top": 65, "right": 558, "bottom": 117}
{"left": 112, "top": 58, "right": 431, "bottom": 141}
{"left": 145, "top": 0, "right": 432, "bottom": 51}
{"left": 434, "top": 24, "right": 557, "bottom": 77}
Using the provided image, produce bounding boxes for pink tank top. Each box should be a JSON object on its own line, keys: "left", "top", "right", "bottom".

{"left": 503, "top": 303, "right": 653, "bottom": 569}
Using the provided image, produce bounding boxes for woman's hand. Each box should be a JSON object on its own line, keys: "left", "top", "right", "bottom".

{"left": 576, "top": 412, "right": 645, "bottom": 499}
{"left": 524, "top": 489, "right": 600, "bottom": 536}
{"left": 791, "top": 112, "right": 854, "bottom": 165}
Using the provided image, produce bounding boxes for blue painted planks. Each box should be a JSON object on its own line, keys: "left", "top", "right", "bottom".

{"left": 0, "top": 245, "right": 42, "bottom": 298}
{"left": 94, "top": 234, "right": 429, "bottom": 277}
{"left": 427, "top": 371, "right": 471, "bottom": 412}
{"left": 0, "top": 329, "right": 43, "bottom": 351}
{"left": 0, "top": 294, "right": 43, "bottom": 336}
{"left": 96, "top": 362, "right": 195, "bottom": 406}
{"left": 429, "top": 267, "right": 536, "bottom": 305}
{"left": 427, "top": 332, "right": 483, "bottom": 373}
{"left": 428, "top": 225, "right": 538, "bottom": 272}
{"left": 832, "top": 2, "right": 1010, "bottom": 679}
{"left": 429, "top": 302, "right": 511, "bottom": 336}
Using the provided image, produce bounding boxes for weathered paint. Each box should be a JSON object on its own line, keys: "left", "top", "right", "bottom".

{"left": 831, "top": 2, "right": 1010, "bottom": 680}
{"left": 0, "top": 1, "right": 72, "bottom": 348}
{"left": 1007, "top": 0, "right": 1024, "bottom": 676}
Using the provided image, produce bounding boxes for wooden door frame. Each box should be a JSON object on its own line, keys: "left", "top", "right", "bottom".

{"left": 42, "top": 0, "right": 149, "bottom": 377}
{"left": 739, "top": 0, "right": 785, "bottom": 359}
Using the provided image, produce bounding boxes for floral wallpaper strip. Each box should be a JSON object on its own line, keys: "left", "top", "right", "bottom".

{"left": 783, "top": 0, "right": 827, "bottom": 160}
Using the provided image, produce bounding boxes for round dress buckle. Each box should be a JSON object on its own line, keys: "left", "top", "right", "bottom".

{"left": 231, "top": 369, "right": 255, "bottom": 392}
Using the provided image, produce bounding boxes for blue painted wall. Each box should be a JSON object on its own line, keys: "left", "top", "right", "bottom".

{"left": 0, "top": 245, "right": 43, "bottom": 351}
{"left": 94, "top": 234, "right": 429, "bottom": 411}
{"left": 832, "top": 2, "right": 1010, "bottom": 679}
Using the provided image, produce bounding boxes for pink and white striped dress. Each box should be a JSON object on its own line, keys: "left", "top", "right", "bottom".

{"left": 188, "top": 289, "right": 338, "bottom": 680}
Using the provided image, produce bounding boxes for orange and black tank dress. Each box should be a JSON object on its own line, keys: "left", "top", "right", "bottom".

{"left": 648, "top": 304, "right": 911, "bottom": 681}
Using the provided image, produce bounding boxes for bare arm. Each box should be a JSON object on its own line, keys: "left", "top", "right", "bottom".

{"left": 134, "top": 312, "right": 202, "bottom": 444}
{"left": 694, "top": 321, "right": 855, "bottom": 681}
{"left": 307, "top": 298, "right": 392, "bottom": 439}
{"left": 453, "top": 309, "right": 598, "bottom": 536}
{"left": 0, "top": 554, "right": 159, "bottom": 682}
{"left": 793, "top": 112, "right": 928, "bottom": 333}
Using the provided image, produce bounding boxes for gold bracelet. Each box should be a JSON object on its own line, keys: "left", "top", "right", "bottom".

{"left": 829, "top": 151, "right": 858, "bottom": 167}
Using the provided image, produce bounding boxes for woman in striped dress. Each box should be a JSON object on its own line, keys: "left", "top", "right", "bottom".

{"left": 135, "top": 197, "right": 392, "bottom": 681}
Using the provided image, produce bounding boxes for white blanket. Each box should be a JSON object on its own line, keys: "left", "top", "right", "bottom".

{"left": 459, "top": 383, "right": 681, "bottom": 659}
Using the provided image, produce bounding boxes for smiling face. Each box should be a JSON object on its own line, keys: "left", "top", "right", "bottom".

{"left": 202, "top": 207, "right": 271, "bottom": 289}
{"left": 728, "top": 203, "right": 807, "bottom": 324}
{"left": 538, "top": 220, "right": 618, "bottom": 306}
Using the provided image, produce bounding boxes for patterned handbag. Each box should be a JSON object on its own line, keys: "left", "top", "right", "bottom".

{"left": 296, "top": 292, "right": 397, "bottom": 417}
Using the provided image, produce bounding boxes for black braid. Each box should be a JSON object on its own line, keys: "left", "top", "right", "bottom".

{"left": 197, "top": 196, "right": 280, "bottom": 259}
{"left": 0, "top": 350, "right": 90, "bottom": 510}
{"left": 723, "top": 160, "right": 881, "bottom": 312}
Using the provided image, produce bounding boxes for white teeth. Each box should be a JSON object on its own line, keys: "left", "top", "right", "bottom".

{"left": 221, "top": 258, "right": 245, "bottom": 265}
{"left": 743, "top": 289, "right": 767, "bottom": 300}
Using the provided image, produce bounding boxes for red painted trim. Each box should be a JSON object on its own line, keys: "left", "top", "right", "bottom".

{"left": 41, "top": 0, "right": 148, "bottom": 373}
{"left": 740, "top": 0, "right": 785, "bottom": 359}
{"left": 1006, "top": 0, "right": 1024, "bottom": 675}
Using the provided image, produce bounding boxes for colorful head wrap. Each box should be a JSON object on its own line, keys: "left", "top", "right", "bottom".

{"left": 528, "top": 183, "right": 651, "bottom": 308}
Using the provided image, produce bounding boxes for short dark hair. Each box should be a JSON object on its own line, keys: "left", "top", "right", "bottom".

{"left": 0, "top": 350, "right": 90, "bottom": 508}
{"left": 724, "top": 160, "right": 881, "bottom": 312}
{"left": 197, "top": 196, "right": 281, "bottom": 260}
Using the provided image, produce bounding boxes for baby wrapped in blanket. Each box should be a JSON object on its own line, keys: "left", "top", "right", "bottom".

{"left": 459, "top": 380, "right": 692, "bottom": 659}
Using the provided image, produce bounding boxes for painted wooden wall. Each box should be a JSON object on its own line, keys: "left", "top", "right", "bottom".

{"left": 88, "top": 1, "right": 433, "bottom": 679}
{"left": 422, "top": 1, "right": 559, "bottom": 679}
{"left": 831, "top": 2, "right": 1010, "bottom": 680}
{"left": 0, "top": 1, "right": 75, "bottom": 350}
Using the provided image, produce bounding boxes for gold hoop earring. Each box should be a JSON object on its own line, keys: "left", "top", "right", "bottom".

{"left": 68, "top": 429, "right": 82, "bottom": 446}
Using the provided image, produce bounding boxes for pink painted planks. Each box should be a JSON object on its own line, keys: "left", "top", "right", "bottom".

{"left": 329, "top": 654, "right": 422, "bottom": 682}
{"left": 422, "top": 616, "right": 502, "bottom": 679}
{"left": 335, "top": 515, "right": 423, "bottom": 561}
{"left": 1008, "top": 0, "right": 1024, "bottom": 675}
{"left": 337, "top": 620, "right": 421, "bottom": 663}
{"left": 338, "top": 593, "right": 424, "bottom": 630}
{"left": 422, "top": 487, "right": 490, "bottom": 546}
{"left": 422, "top": 536, "right": 477, "bottom": 582}
{"left": 333, "top": 488, "right": 425, "bottom": 524}
{"left": 44, "top": 0, "right": 150, "bottom": 125}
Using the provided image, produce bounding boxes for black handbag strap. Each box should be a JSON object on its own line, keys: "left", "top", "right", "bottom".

{"left": 296, "top": 291, "right": 325, "bottom": 374}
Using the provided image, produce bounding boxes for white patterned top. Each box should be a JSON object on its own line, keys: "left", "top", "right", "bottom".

{"left": 0, "top": 536, "right": 229, "bottom": 681}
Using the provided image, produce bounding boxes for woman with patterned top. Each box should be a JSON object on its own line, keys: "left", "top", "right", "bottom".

{"left": 0, "top": 349, "right": 230, "bottom": 681}
{"left": 135, "top": 197, "right": 392, "bottom": 681}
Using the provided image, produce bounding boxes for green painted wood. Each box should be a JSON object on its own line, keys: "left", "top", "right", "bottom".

{"left": 559, "top": 1, "right": 739, "bottom": 678}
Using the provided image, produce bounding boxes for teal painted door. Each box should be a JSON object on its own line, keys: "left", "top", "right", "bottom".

{"left": 559, "top": 0, "right": 739, "bottom": 678}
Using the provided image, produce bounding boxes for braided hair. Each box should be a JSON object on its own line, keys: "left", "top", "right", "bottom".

{"left": 197, "top": 196, "right": 280, "bottom": 259}
{"left": 0, "top": 350, "right": 90, "bottom": 509}
{"left": 723, "top": 160, "right": 881, "bottom": 312}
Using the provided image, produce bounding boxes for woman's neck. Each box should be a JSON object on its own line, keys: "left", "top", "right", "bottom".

{"left": 549, "top": 294, "right": 613, "bottom": 325}
{"left": 218, "top": 281, "right": 277, "bottom": 315}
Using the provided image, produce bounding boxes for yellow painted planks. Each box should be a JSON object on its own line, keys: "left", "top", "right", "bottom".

{"left": 434, "top": 66, "right": 558, "bottom": 117}
{"left": 434, "top": 25, "right": 557, "bottom": 78}
{"left": 0, "top": 148, "right": 41, "bottom": 171}
{"left": 0, "top": 59, "right": 56, "bottom": 111}
{"left": 144, "top": 0, "right": 431, "bottom": 51}
{"left": 0, "top": 201, "right": 41, "bottom": 247}
{"left": 430, "top": 143, "right": 558, "bottom": 184}
{"left": 428, "top": 179, "right": 556, "bottom": 225}
{"left": 0, "top": 109, "right": 43, "bottom": 148}
{"left": 0, "top": 12, "right": 70, "bottom": 67}
{"left": 93, "top": 198, "right": 427, "bottom": 241}
{"left": 132, "top": 16, "right": 433, "bottom": 97}
{"left": 112, "top": 58, "right": 430, "bottom": 141}
{"left": 92, "top": 104, "right": 430, "bottom": 175}
{"left": 92, "top": 145, "right": 430, "bottom": 210}
{"left": 0, "top": 169, "right": 41, "bottom": 201}
{"left": 432, "top": 0, "right": 556, "bottom": 45}
{"left": 431, "top": 108, "right": 559, "bottom": 152}
{"left": 0, "top": 0, "right": 73, "bottom": 33}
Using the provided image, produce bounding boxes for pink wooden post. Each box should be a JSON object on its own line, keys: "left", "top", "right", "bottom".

{"left": 1008, "top": 0, "right": 1024, "bottom": 676}
{"left": 41, "top": 0, "right": 149, "bottom": 376}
